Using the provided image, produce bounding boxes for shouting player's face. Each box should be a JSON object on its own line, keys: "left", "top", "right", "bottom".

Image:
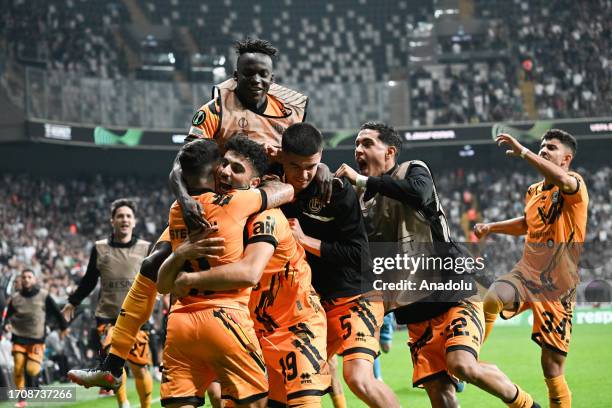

{"left": 216, "top": 150, "right": 260, "bottom": 193}
{"left": 21, "top": 271, "right": 36, "bottom": 290}
{"left": 355, "top": 129, "right": 393, "bottom": 177}
{"left": 282, "top": 151, "right": 322, "bottom": 193}
{"left": 234, "top": 52, "right": 274, "bottom": 109}
{"left": 538, "top": 138, "right": 573, "bottom": 169}
{"left": 111, "top": 206, "right": 136, "bottom": 240}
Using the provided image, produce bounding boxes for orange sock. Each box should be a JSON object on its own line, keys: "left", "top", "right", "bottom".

{"left": 109, "top": 273, "right": 157, "bottom": 360}
{"left": 545, "top": 375, "right": 571, "bottom": 407}
{"left": 331, "top": 393, "right": 347, "bottom": 408}
{"left": 483, "top": 311, "right": 498, "bottom": 343}
{"left": 505, "top": 384, "right": 534, "bottom": 408}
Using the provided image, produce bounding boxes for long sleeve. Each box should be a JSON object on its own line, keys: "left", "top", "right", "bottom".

{"left": 46, "top": 295, "right": 68, "bottom": 330}
{"left": 319, "top": 181, "right": 368, "bottom": 269}
{"left": 68, "top": 246, "right": 100, "bottom": 306}
{"left": 365, "top": 165, "right": 434, "bottom": 209}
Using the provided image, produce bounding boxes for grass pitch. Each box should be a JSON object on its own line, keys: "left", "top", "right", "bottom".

{"left": 1, "top": 325, "right": 610, "bottom": 407}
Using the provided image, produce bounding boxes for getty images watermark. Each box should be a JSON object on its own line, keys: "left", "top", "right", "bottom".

{"left": 361, "top": 241, "right": 609, "bottom": 307}
{"left": 371, "top": 252, "right": 485, "bottom": 292}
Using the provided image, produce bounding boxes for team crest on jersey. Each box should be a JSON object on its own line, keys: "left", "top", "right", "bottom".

{"left": 192, "top": 110, "right": 206, "bottom": 126}
{"left": 238, "top": 117, "right": 249, "bottom": 129}
{"left": 308, "top": 197, "right": 323, "bottom": 213}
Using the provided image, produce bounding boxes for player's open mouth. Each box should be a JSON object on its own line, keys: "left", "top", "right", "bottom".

{"left": 356, "top": 158, "right": 367, "bottom": 171}
{"left": 219, "top": 181, "right": 232, "bottom": 191}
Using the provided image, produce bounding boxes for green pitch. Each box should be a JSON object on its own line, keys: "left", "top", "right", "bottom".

{"left": 2, "top": 325, "right": 610, "bottom": 407}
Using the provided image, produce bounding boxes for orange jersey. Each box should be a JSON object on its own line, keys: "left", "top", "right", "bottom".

{"left": 524, "top": 171, "right": 588, "bottom": 245}
{"left": 520, "top": 171, "right": 588, "bottom": 291}
{"left": 246, "top": 209, "right": 316, "bottom": 332}
{"left": 188, "top": 95, "right": 286, "bottom": 143}
{"left": 168, "top": 188, "right": 265, "bottom": 312}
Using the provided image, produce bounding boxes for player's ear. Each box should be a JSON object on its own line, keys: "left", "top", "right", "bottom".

{"left": 386, "top": 145, "right": 397, "bottom": 161}
{"left": 250, "top": 177, "right": 261, "bottom": 188}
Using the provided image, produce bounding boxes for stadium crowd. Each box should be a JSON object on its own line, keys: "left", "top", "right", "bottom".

{"left": 2, "top": 0, "right": 612, "bottom": 126}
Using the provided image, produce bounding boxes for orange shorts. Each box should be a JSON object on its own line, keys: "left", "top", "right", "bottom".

{"left": 157, "top": 227, "right": 171, "bottom": 245}
{"left": 12, "top": 343, "right": 45, "bottom": 363}
{"left": 323, "top": 296, "right": 384, "bottom": 363}
{"left": 258, "top": 307, "right": 330, "bottom": 405}
{"left": 408, "top": 300, "right": 484, "bottom": 387}
{"left": 501, "top": 300, "right": 573, "bottom": 356}
{"left": 161, "top": 307, "right": 268, "bottom": 407}
{"left": 497, "top": 270, "right": 575, "bottom": 355}
{"left": 97, "top": 323, "right": 150, "bottom": 366}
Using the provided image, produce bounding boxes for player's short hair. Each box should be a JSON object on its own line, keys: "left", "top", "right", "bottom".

{"left": 234, "top": 38, "right": 278, "bottom": 58}
{"left": 542, "top": 129, "right": 577, "bottom": 156}
{"left": 110, "top": 198, "right": 137, "bottom": 218}
{"left": 225, "top": 135, "right": 269, "bottom": 177}
{"left": 282, "top": 123, "right": 323, "bottom": 156}
{"left": 178, "top": 139, "right": 221, "bottom": 177}
{"left": 361, "top": 121, "right": 402, "bottom": 159}
{"left": 21, "top": 268, "right": 34, "bottom": 277}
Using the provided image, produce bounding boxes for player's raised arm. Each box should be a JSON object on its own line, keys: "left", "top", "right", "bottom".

{"left": 495, "top": 133, "right": 578, "bottom": 194}
{"left": 474, "top": 216, "right": 528, "bottom": 239}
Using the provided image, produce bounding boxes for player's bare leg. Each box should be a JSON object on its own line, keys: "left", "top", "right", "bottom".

{"left": 342, "top": 358, "right": 400, "bottom": 408}
{"left": 422, "top": 375, "right": 459, "bottom": 408}
{"left": 206, "top": 382, "right": 222, "bottom": 408}
{"left": 542, "top": 348, "right": 571, "bottom": 407}
{"left": 483, "top": 281, "right": 519, "bottom": 340}
{"left": 327, "top": 355, "right": 346, "bottom": 408}
{"left": 128, "top": 361, "right": 152, "bottom": 408}
{"left": 446, "top": 349, "right": 540, "bottom": 408}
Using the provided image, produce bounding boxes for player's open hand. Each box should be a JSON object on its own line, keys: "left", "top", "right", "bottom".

{"left": 182, "top": 196, "right": 210, "bottom": 233}
{"left": 335, "top": 163, "right": 359, "bottom": 185}
{"left": 61, "top": 303, "right": 75, "bottom": 322}
{"left": 495, "top": 133, "right": 525, "bottom": 157}
{"left": 473, "top": 223, "right": 491, "bottom": 240}
{"left": 175, "top": 228, "right": 225, "bottom": 261}
{"left": 314, "top": 163, "right": 333, "bottom": 205}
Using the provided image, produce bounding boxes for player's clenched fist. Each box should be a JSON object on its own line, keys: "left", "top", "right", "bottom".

{"left": 473, "top": 223, "right": 491, "bottom": 239}
{"left": 334, "top": 163, "right": 359, "bottom": 185}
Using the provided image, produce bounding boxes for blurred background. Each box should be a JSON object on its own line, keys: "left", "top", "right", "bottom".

{"left": 0, "top": 0, "right": 611, "bottom": 401}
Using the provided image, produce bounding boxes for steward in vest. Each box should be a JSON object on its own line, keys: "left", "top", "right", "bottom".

{"left": 335, "top": 122, "right": 541, "bottom": 408}
{"left": 1, "top": 268, "right": 67, "bottom": 404}
{"left": 63, "top": 199, "right": 154, "bottom": 408}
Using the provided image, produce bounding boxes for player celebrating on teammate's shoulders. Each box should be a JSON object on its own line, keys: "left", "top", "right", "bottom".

{"left": 279, "top": 123, "right": 400, "bottom": 408}
{"left": 63, "top": 199, "right": 153, "bottom": 408}
{"left": 476, "top": 130, "right": 588, "bottom": 408}
{"left": 67, "top": 38, "right": 334, "bottom": 392}
{"left": 336, "top": 122, "right": 541, "bottom": 408}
